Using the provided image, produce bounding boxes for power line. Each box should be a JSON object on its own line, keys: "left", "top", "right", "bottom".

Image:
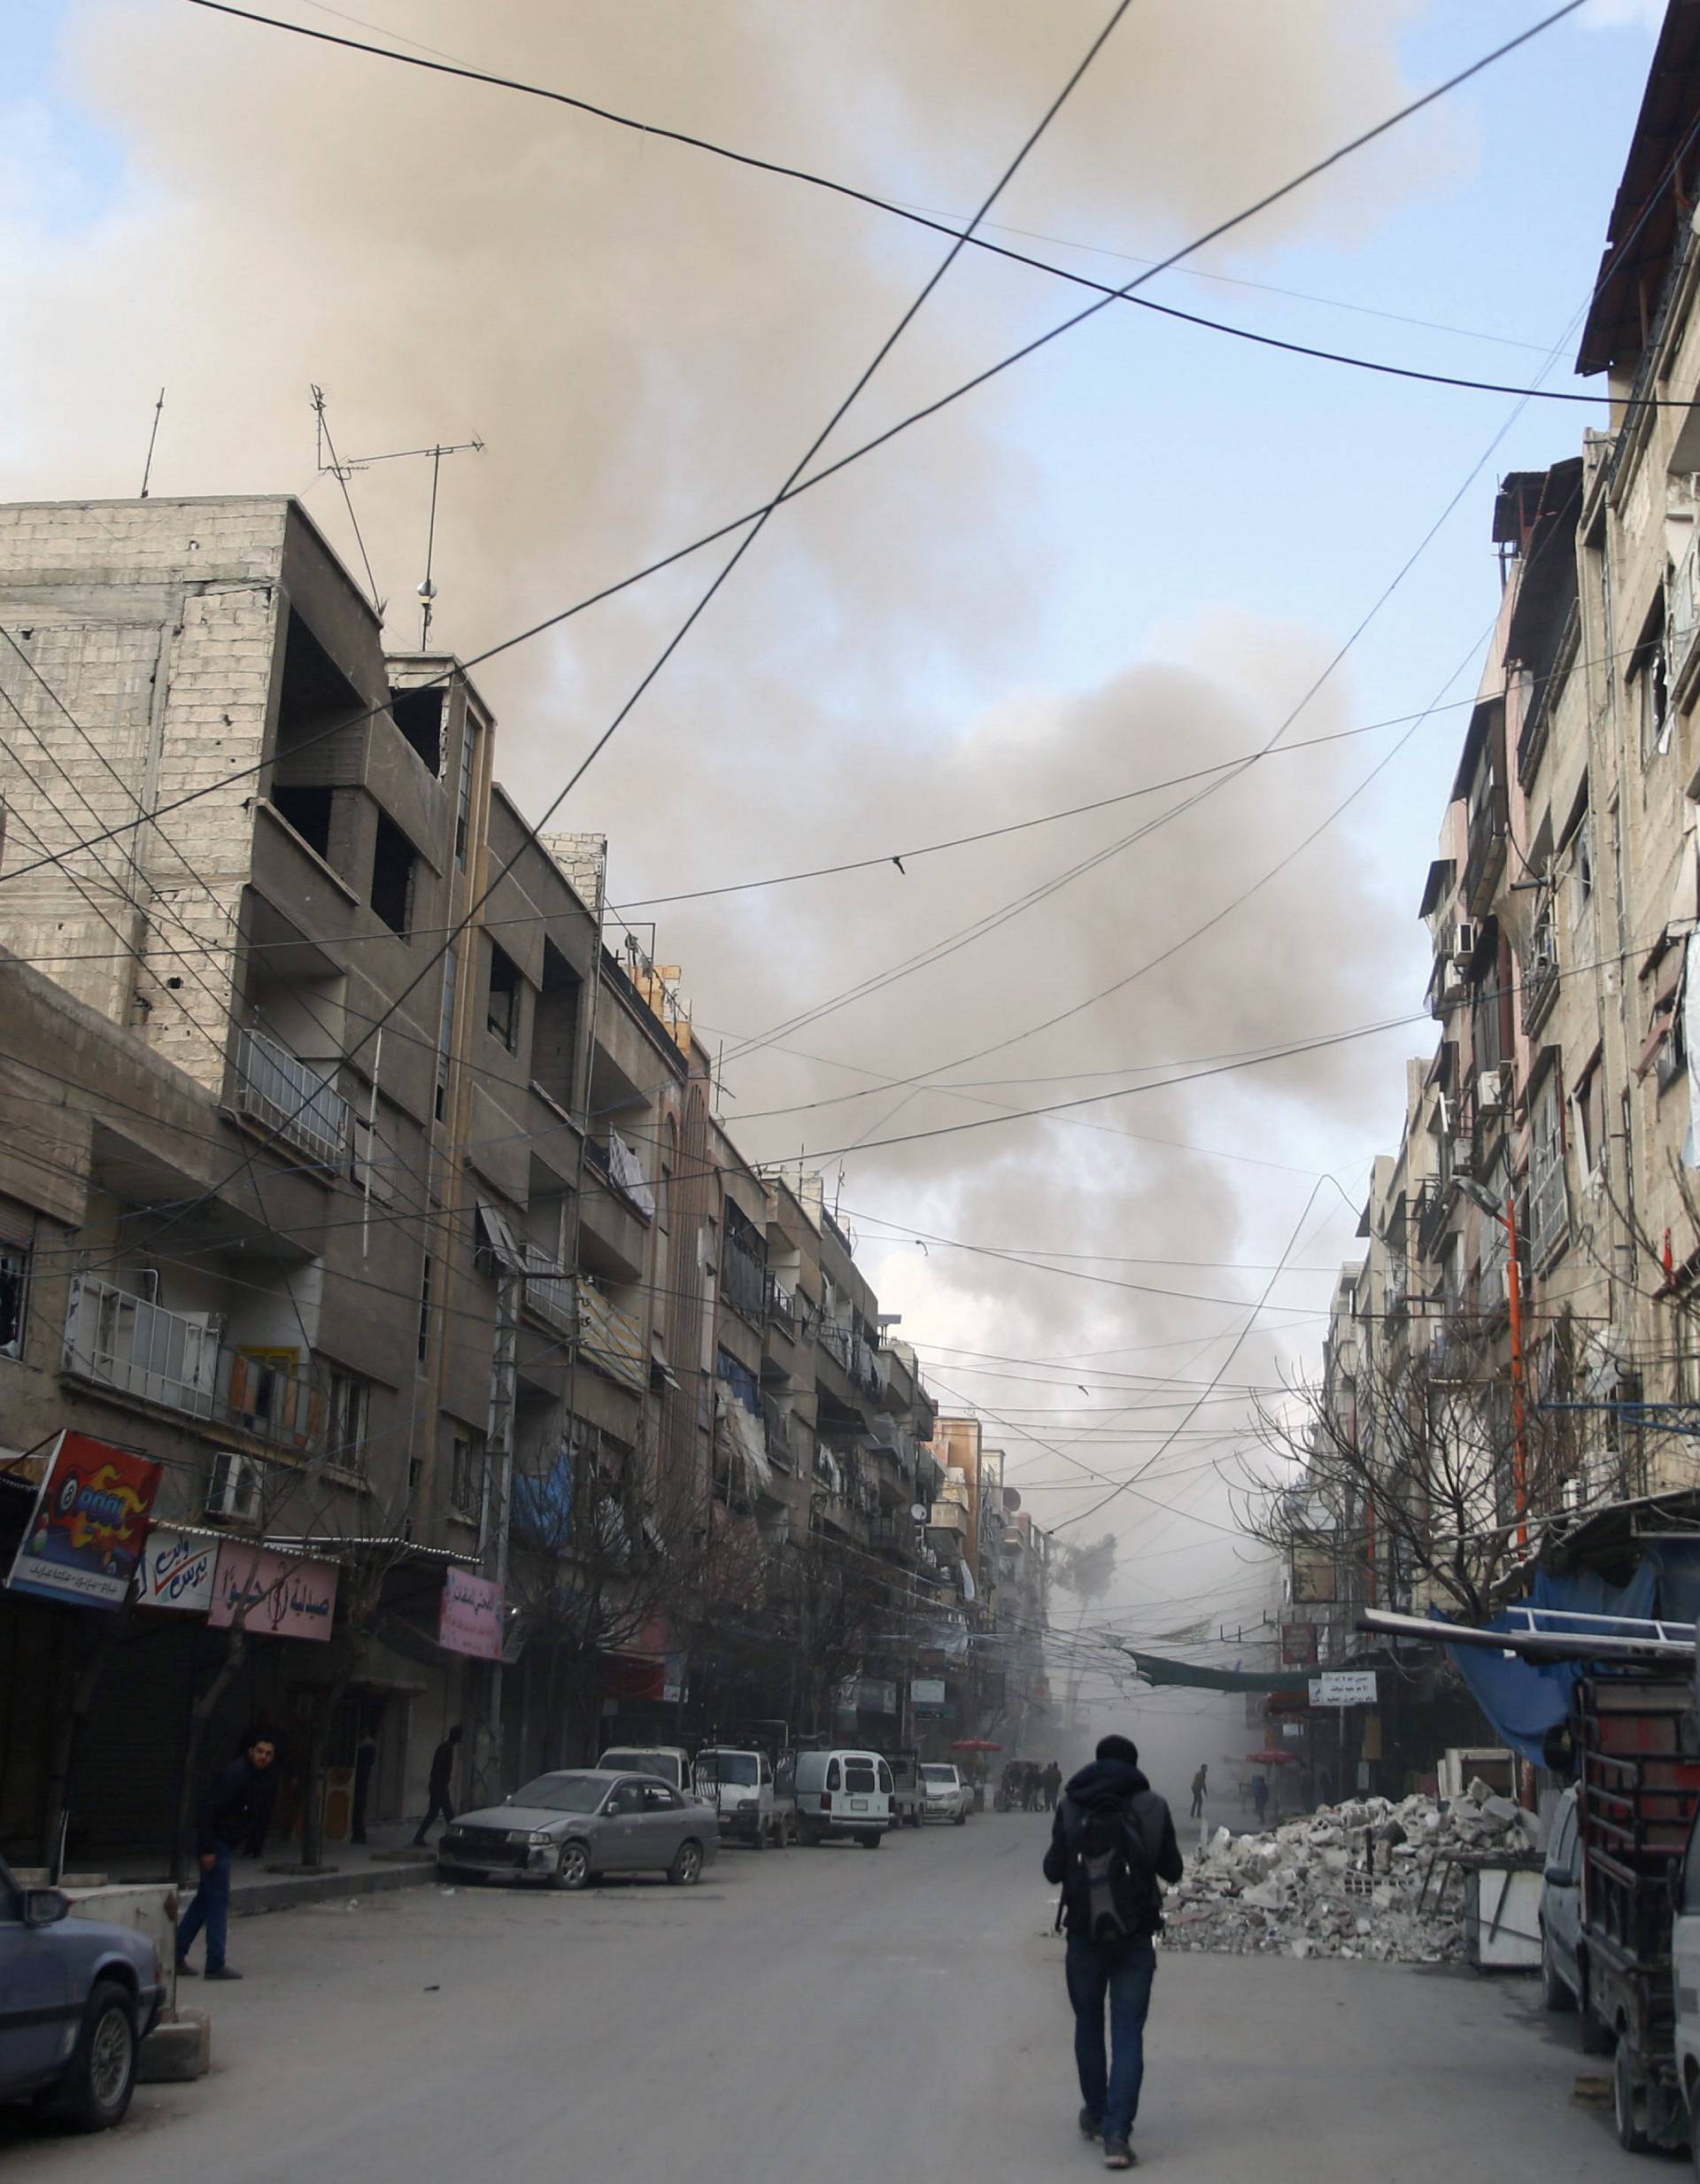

{"left": 184, "top": 1, "right": 1647, "bottom": 416}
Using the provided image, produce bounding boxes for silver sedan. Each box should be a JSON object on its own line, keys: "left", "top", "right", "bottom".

{"left": 437, "top": 1770, "right": 721, "bottom": 1890}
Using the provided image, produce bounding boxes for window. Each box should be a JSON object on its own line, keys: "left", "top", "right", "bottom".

{"left": 1572, "top": 1058, "right": 1606, "bottom": 1181}
{"left": 451, "top": 1429, "right": 485, "bottom": 1522}
{"left": 327, "top": 1372, "right": 371, "bottom": 1475}
{"left": 417, "top": 1251, "right": 433, "bottom": 1366}
{"left": 436, "top": 945, "right": 458, "bottom": 1123}
{"left": 390, "top": 685, "right": 444, "bottom": 775}
{"left": 486, "top": 941, "right": 521, "bottom": 1050}
{"left": 272, "top": 785, "right": 335, "bottom": 860}
{"left": 0, "top": 1241, "right": 27, "bottom": 1359}
{"left": 1528, "top": 1069, "right": 1568, "bottom": 1264}
{"left": 1573, "top": 813, "right": 1595, "bottom": 915}
{"left": 371, "top": 815, "right": 416, "bottom": 938}
{"left": 826, "top": 1759, "right": 841, "bottom": 1793}
{"left": 1631, "top": 596, "right": 1671, "bottom": 762}
{"left": 455, "top": 720, "right": 480, "bottom": 870}
{"left": 1681, "top": 1802, "right": 1700, "bottom": 1915}
{"left": 1639, "top": 942, "right": 1688, "bottom": 1091}
{"left": 640, "top": 1781, "right": 679, "bottom": 1810}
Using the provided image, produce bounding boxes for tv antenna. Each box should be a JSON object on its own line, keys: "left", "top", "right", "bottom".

{"left": 311, "top": 385, "right": 484, "bottom": 643}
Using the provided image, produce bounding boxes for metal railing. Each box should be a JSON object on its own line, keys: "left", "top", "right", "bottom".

{"left": 574, "top": 1277, "right": 647, "bottom": 1391}
{"left": 234, "top": 1026, "right": 351, "bottom": 1171}
{"left": 521, "top": 1243, "right": 575, "bottom": 1337}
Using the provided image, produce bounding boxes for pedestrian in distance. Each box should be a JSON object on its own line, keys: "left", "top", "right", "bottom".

{"left": 1043, "top": 1733, "right": 1184, "bottom": 2170}
{"left": 1189, "top": 1762, "right": 1208, "bottom": 1820}
{"left": 176, "top": 1733, "right": 276, "bottom": 1981}
{"left": 351, "top": 1723, "right": 380, "bottom": 1846}
{"left": 1251, "top": 1771, "right": 1269, "bottom": 1827}
{"left": 1044, "top": 1759, "right": 1063, "bottom": 1808}
{"left": 413, "top": 1724, "right": 462, "bottom": 1847}
{"left": 237, "top": 1712, "right": 281, "bottom": 1857}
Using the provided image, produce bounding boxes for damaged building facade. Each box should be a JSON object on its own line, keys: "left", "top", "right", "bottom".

{"left": 1270, "top": 12, "right": 1700, "bottom": 1795}
{"left": 0, "top": 493, "right": 1049, "bottom": 1868}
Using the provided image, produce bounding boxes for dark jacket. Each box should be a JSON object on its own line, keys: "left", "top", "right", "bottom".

{"left": 196, "top": 1755, "right": 266, "bottom": 1856}
{"left": 428, "top": 1739, "right": 458, "bottom": 1797}
{"left": 1042, "top": 1759, "right": 1185, "bottom": 1939}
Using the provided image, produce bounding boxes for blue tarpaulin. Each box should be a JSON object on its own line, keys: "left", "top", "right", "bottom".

{"left": 1439, "top": 1547, "right": 1700, "bottom": 1765}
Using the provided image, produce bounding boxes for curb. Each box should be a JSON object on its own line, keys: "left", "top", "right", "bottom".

{"left": 231, "top": 1860, "right": 438, "bottom": 1917}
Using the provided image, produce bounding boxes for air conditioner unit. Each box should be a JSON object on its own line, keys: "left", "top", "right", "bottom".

{"left": 1478, "top": 1063, "right": 1513, "bottom": 1115}
{"left": 206, "top": 1450, "right": 263, "bottom": 1524}
{"left": 1450, "top": 921, "right": 1479, "bottom": 968}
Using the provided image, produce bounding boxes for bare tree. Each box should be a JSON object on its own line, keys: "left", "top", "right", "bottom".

{"left": 1234, "top": 1319, "right": 1587, "bottom": 1627}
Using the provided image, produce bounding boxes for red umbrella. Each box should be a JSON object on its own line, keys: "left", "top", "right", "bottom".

{"left": 1245, "top": 1748, "right": 1299, "bottom": 1766}
{"left": 951, "top": 1739, "right": 1002, "bottom": 1753}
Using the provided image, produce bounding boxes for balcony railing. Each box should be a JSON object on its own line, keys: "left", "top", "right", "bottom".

{"left": 722, "top": 1235, "right": 767, "bottom": 1324}
{"left": 574, "top": 1278, "right": 647, "bottom": 1392}
{"left": 1520, "top": 933, "right": 1560, "bottom": 1035}
{"left": 765, "top": 1274, "right": 797, "bottom": 1332}
{"left": 585, "top": 1131, "right": 655, "bottom": 1220}
{"left": 64, "top": 1277, "right": 323, "bottom": 1452}
{"left": 521, "top": 1243, "right": 575, "bottom": 1338}
{"left": 234, "top": 1026, "right": 351, "bottom": 1171}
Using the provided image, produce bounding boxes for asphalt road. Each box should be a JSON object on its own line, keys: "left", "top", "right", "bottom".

{"left": 4, "top": 1812, "right": 1650, "bottom": 2180}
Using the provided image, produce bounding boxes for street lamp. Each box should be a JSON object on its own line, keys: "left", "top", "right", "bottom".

{"left": 1454, "top": 1174, "right": 1529, "bottom": 1550}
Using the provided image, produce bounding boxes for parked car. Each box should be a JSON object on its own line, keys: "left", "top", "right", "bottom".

{"left": 692, "top": 1746, "right": 797, "bottom": 1848}
{"left": 919, "top": 1762, "right": 970, "bottom": 1825}
{"left": 0, "top": 1855, "right": 164, "bottom": 2133}
{"left": 1539, "top": 1784, "right": 1610, "bottom": 2049}
{"left": 793, "top": 1749, "right": 893, "bottom": 1847}
{"left": 437, "top": 1770, "right": 720, "bottom": 1889}
{"left": 594, "top": 1745, "right": 692, "bottom": 1794}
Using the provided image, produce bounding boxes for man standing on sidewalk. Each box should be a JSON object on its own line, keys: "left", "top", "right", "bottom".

{"left": 1189, "top": 1762, "right": 1209, "bottom": 1820}
{"left": 176, "top": 1734, "right": 276, "bottom": 1982}
{"left": 413, "top": 1724, "right": 462, "bottom": 1847}
{"left": 1044, "top": 1734, "right": 1183, "bottom": 2170}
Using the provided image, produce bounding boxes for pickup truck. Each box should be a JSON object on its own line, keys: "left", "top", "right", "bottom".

{"left": 692, "top": 1746, "right": 797, "bottom": 1849}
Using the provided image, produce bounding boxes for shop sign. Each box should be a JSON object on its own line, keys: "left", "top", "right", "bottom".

{"left": 438, "top": 1567, "right": 504, "bottom": 1661}
{"left": 136, "top": 1525, "right": 218, "bottom": 1613}
{"left": 6, "top": 1430, "right": 162, "bottom": 1609}
{"left": 209, "top": 1543, "right": 337, "bottom": 1638}
{"left": 912, "top": 1677, "right": 947, "bottom": 1711}
{"left": 860, "top": 1678, "right": 897, "bottom": 1714}
{"left": 1309, "top": 1669, "right": 1378, "bottom": 1707}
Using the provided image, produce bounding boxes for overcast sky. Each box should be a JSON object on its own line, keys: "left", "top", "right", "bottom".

{"left": 0, "top": 2, "right": 1667, "bottom": 1725}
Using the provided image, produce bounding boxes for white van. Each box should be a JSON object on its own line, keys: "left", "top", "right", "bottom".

{"left": 595, "top": 1746, "right": 692, "bottom": 1794}
{"left": 793, "top": 1748, "right": 893, "bottom": 1848}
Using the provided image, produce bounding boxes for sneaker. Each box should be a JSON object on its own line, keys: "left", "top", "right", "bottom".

{"left": 204, "top": 1965, "right": 244, "bottom": 1981}
{"left": 1103, "top": 2140, "right": 1135, "bottom": 2170}
{"left": 174, "top": 1960, "right": 198, "bottom": 1978}
{"left": 1078, "top": 2109, "right": 1102, "bottom": 2141}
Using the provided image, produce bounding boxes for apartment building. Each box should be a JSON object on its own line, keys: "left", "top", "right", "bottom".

{"left": 1280, "top": 10, "right": 1700, "bottom": 1791}
{"left": 0, "top": 492, "right": 1037, "bottom": 1863}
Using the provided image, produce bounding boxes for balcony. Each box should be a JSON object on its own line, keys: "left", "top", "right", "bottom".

{"left": 64, "top": 1277, "right": 323, "bottom": 1452}
{"left": 1464, "top": 792, "right": 1507, "bottom": 918}
{"left": 1520, "top": 931, "right": 1559, "bottom": 1036}
{"left": 927, "top": 1499, "right": 969, "bottom": 1540}
{"left": 233, "top": 1026, "right": 350, "bottom": 1172}
{"left": 520, "top": 1243, "right": 575, "bottom": 1338}
{"left": 722, "top": 1234, "right": 767, "bottom": 1326}
{"left": 762, "top": 1395, "right": 801, "bottom": 1473}
{"left": 765, "top": 1274, "right": 798, "bottom": 1335}
{"left": 574, "top": 1278, "right": 647, "bottom": 1393}
{"left": 869, "top": 1513, "right": 910, "bottom": 1556}
{"left": 584, "top": 1130, "right": 655, "bottom": 1219}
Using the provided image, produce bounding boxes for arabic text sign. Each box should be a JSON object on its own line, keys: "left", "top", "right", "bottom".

{"left": 136, "top": 1526, "right": 217, "bottom": 1613}
{"left": 437, "top": 1567, "right": 504, "bottom": 1661}
{"left": 7, "top": 1431, "right": 161, "bottom": 1609}
{"left": 911, "top": 1677, "right": 947, "bottom": 1709}
{"left": 209, "top": 1543, "right": 337, "bottom": 1638}
{"left": 1310, "top": 1669, "right": 1378, "bottom": 1708}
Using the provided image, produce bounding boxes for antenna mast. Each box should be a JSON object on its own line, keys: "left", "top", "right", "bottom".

{"left": 312, "top": 387, "right": 484, "bottom": 640}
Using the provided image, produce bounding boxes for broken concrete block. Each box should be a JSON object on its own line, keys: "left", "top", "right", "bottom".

{"left": 138, "top": 2009, "right": 210, "bottom": 2084}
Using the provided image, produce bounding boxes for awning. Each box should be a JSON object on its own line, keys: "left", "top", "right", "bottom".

{"left": 1114, "top": 1645, "right": 1313, "bottom": 1694}
{"left": 475, "top": 1202, "right": 527, "bottom": 1274}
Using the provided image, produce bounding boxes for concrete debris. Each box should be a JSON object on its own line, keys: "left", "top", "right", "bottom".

{"left": 1163, "top": 1791, "right": 1537, "bottom": 1963}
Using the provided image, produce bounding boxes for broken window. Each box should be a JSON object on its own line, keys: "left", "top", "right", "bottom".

{"left": 390, "top": 685, "right": 444, "bottom": 775}
{"left": 455, "top": 718, "right": 481, "bottom": 870}
{"left": 531, "top": 941, "right": 581, "bottom": 1109}
{"left": 270, "top": 608, "right": 365, "bottom": 869}
{"left": 1631, "top": 594, "right": 1671, "bottom": 762}
{"left": 0, "top": 1240, "right": 27, "bottom": 1359}
{"left": 451, "top": 1428, "right": 486, "bottom": 1522}
{"left": 370, "top": 814, "right": 416, "bottom": 938}
{"left": 486, "top": 940, "right": 522, "bottom": 1050}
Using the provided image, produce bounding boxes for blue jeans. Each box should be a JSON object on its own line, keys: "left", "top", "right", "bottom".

{"left": 177, "top": 1845, "right": 233, "bottom": 1970}
{"left": 1065, "top": 1932, "right": 1156, "bottom": 2140}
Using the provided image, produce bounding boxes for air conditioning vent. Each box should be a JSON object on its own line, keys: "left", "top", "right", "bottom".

{"left": 206, "top": 1450, "right": 263, "bottom": 1524}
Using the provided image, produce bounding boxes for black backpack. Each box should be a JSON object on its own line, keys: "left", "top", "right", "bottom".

{"left": 1056, "top": 1793, "right": 1164, "bottom": 1942}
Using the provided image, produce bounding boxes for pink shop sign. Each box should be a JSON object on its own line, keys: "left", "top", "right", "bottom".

{"left": 438, "top": 1567, "right": 504, "bottom": 1661}
{"left": 208, "top": 1543, "right": 338, "bottom": 1639}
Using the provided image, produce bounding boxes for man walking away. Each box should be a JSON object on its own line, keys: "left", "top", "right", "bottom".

{"left": 1044, "top": 1734, "right": 1183, "bottom": 2169}
{"left": 177, "top": 1735, "right": 276, "bottom": 1980}
{"left": 1251, "top": 1771, "right": 1269, "bottom": 1828}
{"left": 413, "top": 1725, "right": 462, "bottom": 1847}
{"left": 1045, "top": 1760, "right": 1063, "bottom": 1808}
{"left": 1189, "top": 1763, "right": 1208, "bottom": 1820}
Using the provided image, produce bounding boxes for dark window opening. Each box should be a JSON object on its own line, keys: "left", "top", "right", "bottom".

{"left": 390, "top": 685, "right": 444, "bottom": 776}
{"left": 371, "top": 815, "right": 416, "bottom": 938}
{"left": 0, "top": 1242, "right": 27, "bottom": 1359}
{"left": 455, "top": 721, "right": 480, "bottom": 870}
{"left": 487, "top": 941, "right": 521, "bottom": 1049}
{"left": 271, "top": 784, "right": 334, "bottom": 861}
{"left": 418, "top": 1252, "right": 433, "bottom": 1366}
{"left": 532, "top": 941, "right": 581, "bottom": 1108}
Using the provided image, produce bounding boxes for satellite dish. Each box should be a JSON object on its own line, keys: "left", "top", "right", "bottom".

{"left": 910, "top": 1504, "right": 929, "bottom": 1522}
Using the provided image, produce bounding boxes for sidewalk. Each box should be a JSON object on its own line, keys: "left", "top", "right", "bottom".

{"left": 31, "top": 1825, "right": 443, "bottom": 1918}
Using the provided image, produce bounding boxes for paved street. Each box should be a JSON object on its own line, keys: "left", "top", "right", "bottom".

{"left": 1, "top": 1813, "right": 1649, "bottom": 2180}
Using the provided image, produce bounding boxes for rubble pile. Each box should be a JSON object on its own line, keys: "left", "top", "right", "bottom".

{"left": 1163, "top": 1778, "right": 1541, "bottom": 1963}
